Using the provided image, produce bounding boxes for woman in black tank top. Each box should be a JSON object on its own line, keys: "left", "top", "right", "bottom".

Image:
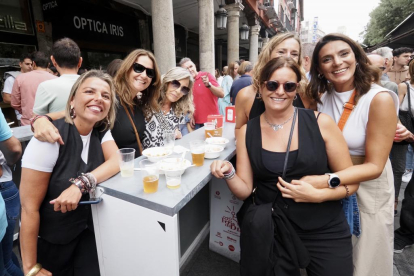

{"left": 211, "top": 57, "right": 359, "bottom": 276}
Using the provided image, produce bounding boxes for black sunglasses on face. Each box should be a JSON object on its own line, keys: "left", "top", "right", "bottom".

{"left": 170, "top": 80, "right": 190, "bottom": 95}
{"left": 265, "top": 81, "right": 298, "bottom": 92}
{"left": 132, "top": 63, "right": 155, "bottom": 79}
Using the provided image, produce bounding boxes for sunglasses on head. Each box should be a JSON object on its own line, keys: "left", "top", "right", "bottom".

{"left": 170, "top": 80, "right": 190, "bottom": 95}
{"left": 132, "top": 63, "right": 155, "bottom": 79}
{"left": 265, "top": 81, "right": 298, "bottom": 92}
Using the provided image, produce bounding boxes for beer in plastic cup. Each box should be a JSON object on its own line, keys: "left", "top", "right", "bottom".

{"left": 118, "top": 148, "right": 135, "bottom": 177}
{"left": 139, "top": 159, "right": 159, "bottom": 193}
{"left": 190, "top": 140, "right": 205, "bottom": 167}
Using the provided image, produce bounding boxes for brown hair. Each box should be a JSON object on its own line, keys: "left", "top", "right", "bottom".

{"left": 114, "top": 49, "right": 161, "bottom": 120}
{"left": 252, "top": 33, "right": 304, "bottom": 93}
{"left": 306, "top": 33, "right": 380, "bottom": 104}
{"left": 228, "top": 62, "right": 238, "bottom": 80}
{"left": 65, "top": 70, "right": 118, "bottom": 131}
{"left": 258, "top": 57, "right": 302, "bottom": 91}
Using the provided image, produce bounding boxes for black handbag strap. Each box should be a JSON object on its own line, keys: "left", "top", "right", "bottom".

{"left": 406, "top": 82, "right": 413, "bottom": 118}
{"left": 251, "top": 107, "right": 298, "bottom": 204}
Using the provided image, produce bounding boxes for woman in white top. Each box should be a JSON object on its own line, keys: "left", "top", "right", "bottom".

{"left": 20, "top": 70, "right": 119, "bottom": 275}
{"left": 142, "top": 67, "right": 194, "bottom": 149}
{"left": 305, "top": 34, "right": 398, "bottom": 276}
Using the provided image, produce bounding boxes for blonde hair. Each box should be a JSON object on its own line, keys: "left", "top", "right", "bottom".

{"left": 159, "top": 67, "right": 195, "bottom": 117}
{"left": 114, "top": 49, "right": 161, "bottom": 120}
{"left": 65, "top": 70, "right": 118, "bottom": 130}
{"left": 253, "top": 33, "right": 304, "bottom": 93}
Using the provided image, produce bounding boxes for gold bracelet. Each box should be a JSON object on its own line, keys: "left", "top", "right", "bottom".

{"left": 26, "top": 263, "right": 42, "bottom": 276}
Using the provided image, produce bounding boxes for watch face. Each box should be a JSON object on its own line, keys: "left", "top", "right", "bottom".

{"left": 330, "top": 177, "right": 341, "bottom": 187}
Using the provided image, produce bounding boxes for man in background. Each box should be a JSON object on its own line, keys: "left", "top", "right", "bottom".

{"left": 11, "top": 52, "right": 56, "bottom": 126}
{"left": 179, "top": 57, "right": 223, "bottom": 129}
{"left": 372, "top": 47, "right": 394, "bottom": 81}
{"left": 389, "top": 47, "right": 412, "bottom": 84}
{"left": 302, "top": 43, "right": 316, "bottom": 79}
{"left": 33, "top": 37, "right": 82, "bottom": 115}
{"left": 230, "top": 61, "right": 253, "bottom": 105}
{"left": 2, "top": 54, "right": 33, "bottom": 125}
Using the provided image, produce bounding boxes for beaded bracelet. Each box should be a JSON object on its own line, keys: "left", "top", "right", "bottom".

{"left": 30, "top": 115, "right": 53, "bottom": 132}
{"left": 223, "top": 161, "right": 236, "bottom": 180}
{"left": 344, "top": 185, "right": 350, "bottom": 199}
{"left": 70, "top": 173, "right": 97, "bottom": 194}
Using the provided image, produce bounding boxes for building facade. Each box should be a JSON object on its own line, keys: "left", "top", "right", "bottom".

{"left": 300, "top": 17, "right": 326, "bottom": 44}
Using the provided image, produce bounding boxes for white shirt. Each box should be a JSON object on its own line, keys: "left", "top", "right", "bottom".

{"left": 400, "top": 82, "right": 414, "bottom": 113}
{"left": 22, "top": 130, "right": 113, "bottom": 172}
{"left": 3, "top": 76, "right": 22, "bottom": 120}
{"left": 318, "top": 83, "right": 399, "bottom": 155}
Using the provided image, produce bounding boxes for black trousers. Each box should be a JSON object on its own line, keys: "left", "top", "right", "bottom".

{"left": 37, "top": 228, "right": 100, "bottom": 276}
{"left": 395, "top": 174, "right": 414, "bottom": 243}
{"left": 274, "top": 214, "right": 353, "bottom": 276}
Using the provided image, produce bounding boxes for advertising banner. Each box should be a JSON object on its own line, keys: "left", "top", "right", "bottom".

{"left": 209, "top": 177, "right": 242, "bottom": 263}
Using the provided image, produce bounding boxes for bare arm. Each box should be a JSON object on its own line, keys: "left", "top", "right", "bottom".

{"left": 10, "top": 80, "right": 22, "bottom": 113}
{"left": 0, "top": 136, "right": 22, "bottom": 166}
{"left": 32, "top": 111, "right": 66, "bottom": 145}
{"left": 235, "top": 85, "right": 255, "bottom": 138}
{"left": 20, "top": 168, "right": 53, "bottom": 275}
{"left": 209, "top": 85, "right": 224, "bottom": 98}
{"left": 211, "top": 124, "right": 253, "bottom": 200}
{"left": 280, "top": 113, "right": 359, "bottom": 203}
{"left": 2, "top": 93, "right": 11, "bottom": 104}
{"left": 398, "top": 82, "right": 407, "bottom": 107}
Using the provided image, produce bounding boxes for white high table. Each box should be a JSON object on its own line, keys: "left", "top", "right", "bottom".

{"left": 92, "top": 122, "right": 236, "bottom": 276}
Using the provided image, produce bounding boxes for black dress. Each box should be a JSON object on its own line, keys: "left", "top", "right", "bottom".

{"left": 111, "top": 103, "right": 146, "bottom": 158}
{"left": 245, "top": 108, "right": 352, "bottom": 276}
{"left": 249, "top": 94, "right": 305, "bottom": 121}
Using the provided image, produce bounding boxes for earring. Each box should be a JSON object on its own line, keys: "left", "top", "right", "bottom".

{"left": 106, "top": 116, "right": 110, "bottom": 125}
{"left": 70, "top": 106, "right": 76, "bottom": 119}
{"left": 317, "top": 73, "right": 324, "bottom": 79}
{"left": 256, "top": 92, "right": 262, "bottom": 99}
{"left": 356, "top": 62, "right": 359, "bottom": 66}
{"left": 293, "top": 95, "right": 298, "bottom": 100}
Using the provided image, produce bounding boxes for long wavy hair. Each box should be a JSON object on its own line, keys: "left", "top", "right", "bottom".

{"left": 159, "top": 67, "right": 195, "bottom": 117}
{"left": 252, "top": 33, "right": 306, "bottom": 95}
{"left": 65, "top": 70, "right": 118, "bottom": 130}
{"left": 228, "top": 62, "right": 238, "bottom": 80}
{"left": 114, "top": 49, "right": 161, "bottom": 120}
{"left": 306, "top": 33, "right": 380, "bottom": 104}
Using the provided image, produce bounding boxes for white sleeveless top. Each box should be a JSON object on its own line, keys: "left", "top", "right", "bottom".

{"left": 400, "top": 82, "right": 414, "bottom": 112}
{"left": 318, "top": 83, "right": 399, "bottom": 155}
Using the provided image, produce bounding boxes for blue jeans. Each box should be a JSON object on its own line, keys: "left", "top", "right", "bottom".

{"left": 342, "top": 194, "right": 361, "bottom": 237}
{"left": 0, "top": 181, "right": 23, "bottom": 276}
{"left": 406, "top": 145, "right": 414, "bottom": 170}
{"left": 195, "top": 123, "right": 204, "bottom": 130}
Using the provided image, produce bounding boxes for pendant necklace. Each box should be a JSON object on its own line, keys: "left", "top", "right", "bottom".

{"left": 264, "top": 108, "right": 296, "bottom": 131}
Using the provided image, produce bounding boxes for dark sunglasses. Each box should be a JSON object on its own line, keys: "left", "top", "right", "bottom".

{"left": 132, "top": 63, "right": 155, "bottom": 79}
{"left": 265, "top": 81, "right": 298, "bottom": 92}
{"left": 379, "top": 66, "right": 386, "bottom": 71}
{"left": 170, "top": 80, "right": 190, "bottom": 95}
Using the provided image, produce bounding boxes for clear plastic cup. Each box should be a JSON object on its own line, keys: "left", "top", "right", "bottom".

{"left": 118, "top": 148, "right": 135, "bottom": 177}
{"left": 139, "top": 159, "right": 159, "bottom": 193}
{"left": 165, "top": 169, "right": 182, "bottom": 189}
{"left": 190, "top": 140, "right": 205, "bottom": 167}
{"left": 163, "top": 129, "right": 175, "bottom": 150}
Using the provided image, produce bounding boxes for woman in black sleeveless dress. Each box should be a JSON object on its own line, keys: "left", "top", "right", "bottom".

{"left": 211, "top": 57, "right": 359, "bottom": 276}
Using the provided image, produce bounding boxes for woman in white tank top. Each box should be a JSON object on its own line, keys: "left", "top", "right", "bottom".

{"left": 304, "top": 34, "right": 399, "bottom": 276}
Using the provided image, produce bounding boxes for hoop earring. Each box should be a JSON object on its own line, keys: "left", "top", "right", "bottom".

{"left": 293, "top": 95, "right": 298, "bottom": 100}
{"left": 356, "top": 62, "right": 359, "bottom": 66}
{"left": 317, "top": 73, "right": 324, "bottom": 79}
{"left": 70, "top": 106, "right": 76, "bottom": 119}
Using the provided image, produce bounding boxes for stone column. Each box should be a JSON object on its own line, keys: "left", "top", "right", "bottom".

{"left": 225, "top": 2, "right": 244, "bottom": 64}
{"left": 198, "top": 0, "right": 215, "bottom": 74}
{"left": 217, "top": 43, "right": 223, "bottom": 71}
{"left": 249, "top": 25, "right": 261, "bottom": 64}
{"left": 151, "top": 0, "right": 176, "bottom": 74}
{"left": 32, "top": 0, "right": 53, "bottom": 53}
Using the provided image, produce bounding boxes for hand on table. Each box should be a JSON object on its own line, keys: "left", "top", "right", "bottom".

{"left": 210, "top": 160, "right": 232, "bottom": 179}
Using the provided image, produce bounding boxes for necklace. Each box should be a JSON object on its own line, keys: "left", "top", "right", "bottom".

{"left": 264, "top": 108, "right": 296, "bottom": 131}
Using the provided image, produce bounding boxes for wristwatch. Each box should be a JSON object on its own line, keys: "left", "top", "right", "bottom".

{"left": 206, "top": 82, "right": 212, "bottom": 88}
{"left": 327, "top": 173, "right": 341, "bottom": 188}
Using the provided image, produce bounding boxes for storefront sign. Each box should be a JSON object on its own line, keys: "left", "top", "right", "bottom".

{"left": 0, "top": 0, "right": 34, "bottom": 35}
{"left": 36, "top": 21, "right": 45, "bottom": 33}
{"left": 41, "top": 0, "right": 139, "bottom": 48}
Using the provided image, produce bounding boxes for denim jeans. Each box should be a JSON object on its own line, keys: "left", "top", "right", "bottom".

{"left": 342, "top": 194, "right": 361, "bottom": 237}
{"left": 0, "top": 181, "right": 23, "bottom": 276}
{"left": 395, "top": 174, "right": 414, "bottom": 244}
{"left": 195, "top": 123, "right": 204, "bottom": 130}
{"left": 406, "top": 144, "right": 414, "bottom": 170}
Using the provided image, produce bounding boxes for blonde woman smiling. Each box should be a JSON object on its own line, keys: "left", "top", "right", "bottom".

{"left": 142, "top": 67, "right": 194, "bottom": 148}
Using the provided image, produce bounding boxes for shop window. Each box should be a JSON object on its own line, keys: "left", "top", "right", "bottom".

{"left": 0, "top": 0, "right": 34, "bottom": 35}
{"left": 81, "top": 51, "right": 123, "bottom": 71}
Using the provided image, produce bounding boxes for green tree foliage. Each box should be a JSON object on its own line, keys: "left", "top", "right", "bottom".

{"left": 363, "top": 0, "right": 414, "bottom": 45}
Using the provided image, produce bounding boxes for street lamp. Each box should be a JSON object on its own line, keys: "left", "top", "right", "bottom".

{"left": 215, "top": 5, "right": 228, "bottom": 30}
{"left": 240, "top": 23, "right": 249, "bottom": 40}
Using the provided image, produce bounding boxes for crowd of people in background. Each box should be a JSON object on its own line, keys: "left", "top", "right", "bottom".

{"left": 0, "top": 32, "right": 413, "bottom": 275}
